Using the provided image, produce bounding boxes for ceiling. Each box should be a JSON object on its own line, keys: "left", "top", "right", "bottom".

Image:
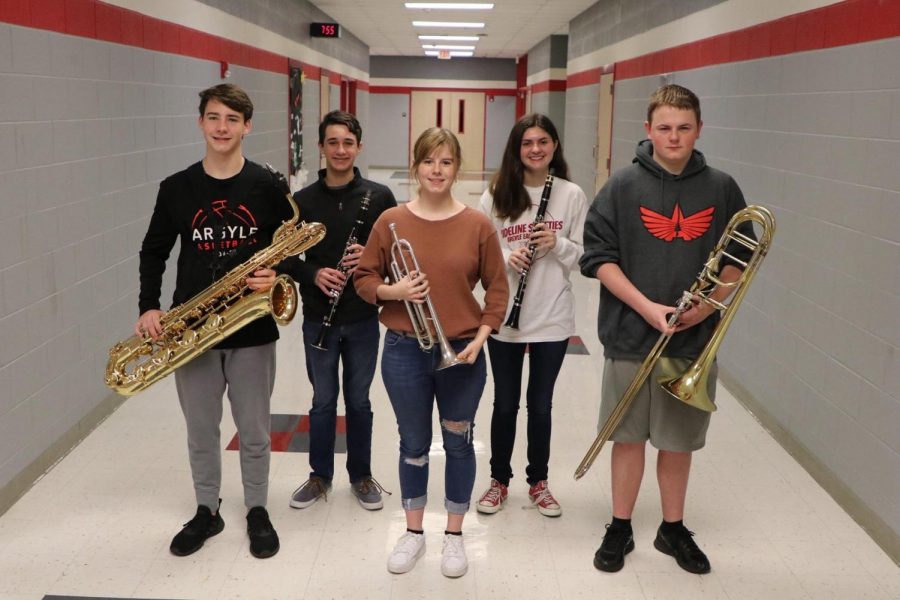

{"left": 307, "top": 0, "right": 599, "bottom": 58}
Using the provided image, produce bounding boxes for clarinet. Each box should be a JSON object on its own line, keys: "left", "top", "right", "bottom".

{"left": 504, "top": 170, "right": 554, "bottom": 330}
{"left": 312, "top": 191, "right": 373, "bottom": 350}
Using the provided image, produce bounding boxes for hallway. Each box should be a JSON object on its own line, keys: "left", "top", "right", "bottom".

{"left": 0, "top": 172, "right": 896, "bottom": 600}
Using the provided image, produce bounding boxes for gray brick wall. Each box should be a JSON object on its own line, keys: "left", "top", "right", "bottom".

{"left": 527, "top": 37, "right": 553, "bottom": 76}
{"left": 528, "top": 34, "right": 570, "bottom": 75}
{"left": 530, "top": 91, "right": 567, "bottom": 145}
{"left": 594, "top": 39, "right": 900, "bottom": 540}
{"left": 568, "top": 0, "right": 725, "bottom": 61}
{"left": 0, "top": 24, "right": 288, "bottom": 496}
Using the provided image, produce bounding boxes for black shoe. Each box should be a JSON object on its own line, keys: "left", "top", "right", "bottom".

{"left": 654, "top": 525, "right": 711, "bottom": 574}
{"left": 170, "top": 499, "right": 225, "bottom": 556}
{"left": 247, "top": 506, "right": 280, "bottom": 559}
{"left": 593, "top": 523, "right": 635, "bottom": 572}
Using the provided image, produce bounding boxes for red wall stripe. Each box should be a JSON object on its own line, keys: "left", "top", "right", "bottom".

{"left": 65, "top": 0, "right": 96, "bottom": 37}
{"left": 531, "top": 79, "right": 567, "bottom": 93}
{"left": 566, "top": 68, "right": 602, "bottom": 89}
{"left": 302, "top": 64, "right": 322, "bottom": 80}
{"left": 32, "top": 0, "right": 66, "bottom": 32}
{"left": 568, "top": 0, "right": 900, "bottom": 88}
{"left": 0, "top": 0, "right": 366, "bottom": 83}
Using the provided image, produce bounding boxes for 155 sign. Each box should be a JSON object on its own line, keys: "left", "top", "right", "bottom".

{"left": 310, "top": 22, "right": 341, "bottom": 38}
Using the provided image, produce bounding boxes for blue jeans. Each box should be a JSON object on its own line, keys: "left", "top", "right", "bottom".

{"left": 486, "top": 337, "right": 569, "bottom": 486}
{"left": 302, "top": 315, "right": 379, "bottom": 483}
{"left": 381, "top": 330, "right": 486, "bottom": 514}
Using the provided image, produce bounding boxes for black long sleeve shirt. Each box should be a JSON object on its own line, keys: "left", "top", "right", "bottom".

{"left": 285, "top": 167, "right": 397, "bottom": 324}
{"left": 138, "top": 159, "right": 294, "bottom": 349}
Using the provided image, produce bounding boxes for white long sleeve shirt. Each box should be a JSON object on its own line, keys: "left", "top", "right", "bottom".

{"left": 479, "top": 177, "right": 589, "bottom": 343}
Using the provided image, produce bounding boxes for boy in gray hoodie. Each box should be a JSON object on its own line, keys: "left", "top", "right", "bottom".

{"left": 580, "top": 84, "right": 747, "bottom": 574}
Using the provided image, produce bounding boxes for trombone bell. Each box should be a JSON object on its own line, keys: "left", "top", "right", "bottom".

{"left": 657, "top": 361, "right": 718, "bottom": 413}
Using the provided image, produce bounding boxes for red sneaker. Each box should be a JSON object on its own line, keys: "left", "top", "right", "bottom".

{"left": 528, "top": 480, "right": 562, "bottom": 517}
{"left": 476, "top": 479, "right": 508, "bottom": 514}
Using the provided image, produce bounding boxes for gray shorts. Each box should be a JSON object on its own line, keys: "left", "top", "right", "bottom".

{"left": 599, "top": 357, "right": 716, "bottom": 452}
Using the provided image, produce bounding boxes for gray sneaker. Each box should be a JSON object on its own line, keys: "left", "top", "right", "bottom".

{"left": 351, "top": 477, "right": 391, "bottom": 510}
{"left": 289, "top": 476, "right": 331, "bottom": 509}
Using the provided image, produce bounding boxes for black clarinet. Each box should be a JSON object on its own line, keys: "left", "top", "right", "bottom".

{"left": 504, "top": 170, "right": 554, "bottom": 330}
{"left": 312, "top": 191, "right": 372, "bottom": 350}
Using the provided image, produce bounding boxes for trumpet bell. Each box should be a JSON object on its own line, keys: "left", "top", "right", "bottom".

{"left": 437, "top": 349, "right": 465, "bottom": 371}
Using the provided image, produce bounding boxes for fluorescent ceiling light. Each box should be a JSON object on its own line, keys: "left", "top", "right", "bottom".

{"left": 418, "top": 35, "right": 480, "bottom": 41}
{"left": 405, "top": 3, "right": 494, "bottom": 8}
{"left": 422, "top": 44, "right": 476, "bottom": 50}
{"left": 425, "top": 50, "right": 474, "bottom": 57}
{"left": 413, "top": 21, "right": 485, "bottom": 28}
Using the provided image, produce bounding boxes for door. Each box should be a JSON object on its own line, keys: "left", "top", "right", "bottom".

{"left": 594, "top": 72, "right": 615, "bottom": 194}
{"left": 410, "top": 90, "right": 485, "bottom": 172}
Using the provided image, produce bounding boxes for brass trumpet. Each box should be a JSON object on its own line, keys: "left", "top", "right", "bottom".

{"left": 388, "top": 222, "right": 464, "bottom": 371}
{"left": 574, "top": 205, "right": 776, "bottom": 480}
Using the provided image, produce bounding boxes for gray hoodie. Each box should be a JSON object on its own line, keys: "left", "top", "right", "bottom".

{"left": 579, "top": 139, "right": 748, "bottom": 360}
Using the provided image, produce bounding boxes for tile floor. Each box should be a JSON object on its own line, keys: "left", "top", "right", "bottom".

{"left": 0, "top": 169, "right": 896, "bottom": 599}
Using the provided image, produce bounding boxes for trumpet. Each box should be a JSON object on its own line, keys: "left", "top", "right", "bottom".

{"left": 388, "top": 222, "right": 464, "bottom": 370}
{"left": 312, "top": 191, "right": 372, "bottom": 350}
{"left": 574, "top": 205, "right": 776, "bottom": 480}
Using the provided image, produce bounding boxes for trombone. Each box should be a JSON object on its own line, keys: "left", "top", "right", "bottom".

{"left": 388, "top": 222, "right": 464, "bottom": 371}
{"left": 574, "top": 205, "right": 776, "bottom": 480}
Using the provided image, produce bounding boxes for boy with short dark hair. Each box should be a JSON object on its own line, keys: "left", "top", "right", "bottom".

{"left": 137, "top": 83, "right": 287, "bottom": 559}
{"left": 288, "top": 110, "right": 397, "bottom": 510}
{"left": 580, "top": 84, "right": 748, "bottom": 574}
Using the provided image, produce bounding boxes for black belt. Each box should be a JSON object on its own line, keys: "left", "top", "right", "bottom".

{"left": 388, "top": 329, "right": 470, "bottom": 342}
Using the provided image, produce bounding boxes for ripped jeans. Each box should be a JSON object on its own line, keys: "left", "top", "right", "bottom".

{"left": 381, "top": 330, "right": 486, "bottom": 514}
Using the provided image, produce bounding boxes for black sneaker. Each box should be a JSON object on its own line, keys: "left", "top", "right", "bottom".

{"left": 654, "top": 524, "right": 711, "bottom": 574}
{"left": 593, "top": 523, "right": 634, "bottom": 572}
{"left": 170, "top": 499, "right": 225, "bottom": 556}
{"left": 246, "top": 506, "right": 280, "bottom": 559}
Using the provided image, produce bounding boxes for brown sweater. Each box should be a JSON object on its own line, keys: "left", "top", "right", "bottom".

{"left": 354, "top": 204, "right": 509, "bottom": 339}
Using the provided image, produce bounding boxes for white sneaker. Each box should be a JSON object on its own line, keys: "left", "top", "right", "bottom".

{"left": 387, "top": 531, "right": 425, "bottom": 574}
{"left": 441, "top": 533, "right": 468, "bottom": 578}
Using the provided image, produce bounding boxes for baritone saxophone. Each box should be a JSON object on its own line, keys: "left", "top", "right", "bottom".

{"left": 105, "top": 164, "right": 326, "bottom": 396}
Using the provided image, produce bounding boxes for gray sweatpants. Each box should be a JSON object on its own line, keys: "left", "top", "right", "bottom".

{"left": 174, "top": 342, "right": 276, "bottom": 511}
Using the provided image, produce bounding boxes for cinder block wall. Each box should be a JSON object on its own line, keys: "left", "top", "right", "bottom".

{"left": 526, "top": 35, "right": 568, "bottom": 140}
{"left": 0, "top": 20, "right": 288, "bottom": 505}
{"left": 0, "top": 0, "right": 370, "bottom": 512}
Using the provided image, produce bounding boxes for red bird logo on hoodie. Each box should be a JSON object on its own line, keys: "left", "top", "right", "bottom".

{"left": 640, "top": 204, "right": 714, "bottom": 242}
